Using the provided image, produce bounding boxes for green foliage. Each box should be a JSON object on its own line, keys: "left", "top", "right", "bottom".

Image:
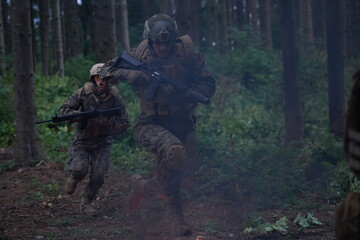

{"left": 42, "top": 181, "right": 60, "bottom": 195}
{"left": 35, "top": 74, "right": 76, "bottom": 163}
{"left": 293, "top": 213, "right": 323, "bottom": 229}
{"left": 64, "top": 55, "right": 96, "bottom": 85}
{"left": 0, "top": 70, "right": 15, "bottom": 146}
{"left": 244, "top": 216, "right": 289, "bottom": 234}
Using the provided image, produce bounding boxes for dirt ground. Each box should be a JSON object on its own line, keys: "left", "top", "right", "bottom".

{"left": 0, "top": 163, "right": 337, "bottom": 240}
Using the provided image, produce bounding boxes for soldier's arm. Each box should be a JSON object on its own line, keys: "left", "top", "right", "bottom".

{"left": 57, "top": 88, "right": 84, "bottom": 117}
{"left": 190, "top": 51, "right": 216, "bottom": 99}
{"left": 99, "top": 48, "right": 140, "bottom": 85}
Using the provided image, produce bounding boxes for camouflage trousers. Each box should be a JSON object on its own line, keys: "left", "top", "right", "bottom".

{"left": 66, "top": 136, "right": 112, "bottom": 201}
{"left": 335, "top": 192, "right": 360, "bottom": 240}
{"left": 134, "top": 121, "right": 197, "bottom": 197}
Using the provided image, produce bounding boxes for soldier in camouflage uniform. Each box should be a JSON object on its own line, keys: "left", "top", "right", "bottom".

{"left": 335, "top": 70, "right": 360, "bottom": 240}
{"left": 59, "top": 63, "right": 130, "bottom": 216}
{"left": 100, "top": 14, "right": 216, "bottom": 236}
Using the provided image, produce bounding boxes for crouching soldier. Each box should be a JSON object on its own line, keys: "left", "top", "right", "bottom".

{"left": 59, "top": 63, "right": 130, "bottom": 216}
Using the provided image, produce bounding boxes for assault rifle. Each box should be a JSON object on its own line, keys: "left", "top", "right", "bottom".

{"left": 35, "top": 107, "right": 122, "bottom": 125}
{"left": 113, "top": 52, "right": 210, "bottom": 105}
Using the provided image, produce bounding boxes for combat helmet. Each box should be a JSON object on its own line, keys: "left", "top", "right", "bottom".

{"left": 143, "top": 14, "right": 177, "bottom": 43}
{"left": 89, "top": 63, "right": 104, "bottom": 81}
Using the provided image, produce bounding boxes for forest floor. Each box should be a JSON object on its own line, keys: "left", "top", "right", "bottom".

{"left": 0, "top": 162, "right": 337, "bottom": 240}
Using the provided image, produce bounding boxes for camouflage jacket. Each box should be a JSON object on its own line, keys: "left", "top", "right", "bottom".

{"left": 99, "top": 37, "right": 216, "bottom": 118}
{"left": 58, "top": 82, "right": 129, "bottom": 142}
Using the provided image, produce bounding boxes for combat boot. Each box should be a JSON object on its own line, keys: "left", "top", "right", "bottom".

{"left": 128, "top": 174, "right": 150, "bottom": 212}
{"left": 64, "top": 178, "right": 78, "bottom": 195}
{"left": 128, "top": 174, "right": 168, "bottom": 211}
{"left": 80, "top": 198, "right": 98, "bottom": 217}
{"left": 167, "top": 195, "right": 192, "bottom": 236}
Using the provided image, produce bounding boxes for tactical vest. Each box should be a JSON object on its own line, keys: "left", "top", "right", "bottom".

{"left": 79, "top": 82, "right": 120, "bottom": 140}
{"left": 134, "top": 35, "right": 197, "bottom": 117}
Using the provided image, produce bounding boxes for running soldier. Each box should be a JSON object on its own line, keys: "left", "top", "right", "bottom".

{"left": 100, "top": 14, "right": 216, "bottom": 236}
{"left": 59, "top": 63, "right": 130, "bottom": 216}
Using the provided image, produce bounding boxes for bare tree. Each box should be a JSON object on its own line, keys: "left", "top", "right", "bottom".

{"left": 0, "top": 0, "right": 5, "bottom": 76}
{"left": 302, "top": 0, "right": 314, "bottom": 48}
{"left": 235, "top": 0, "right": 245, "bottom": 29}
{"left": 260, "top": 0, "right": 273, "bottom": 48}
{"left": 1, "top": 0, "right": 11, "bottom": 54}
{"left": 12, "top": 0, "right": 46, "bottom": 166}
{"left": 142, "top": 0, "right": 157, "bottom": 19}
{"left": 313, "top": 0, "right": 326, "bottom": 49}
{"left": 39, "top": 0, "right": 50, "bottom": 76}
{"left": 248, "top": 0, "right": 259, "bottom": 36}
{"left": 93, "top": 0, "right": 116, "bottom": 62}
{"left": 206, "top": 0, "right": 219, "bottom": 48}
{"left": 160, "top": 0, "right": 191, "bottom": 36}
{"left": 190, "top": 0, "right": 201, "bottom": 47}
{"left": 281, "top": 0, "right": 303, "bottom": 146}
{"left": 326, "top": 0, "right": 344, "bottom": 137}
{"left": 63, "top": 0, "right": 81, "bottom": 59}
{"left": 52, "top": 0, "right": 64, "bottom": 78}
{"left": 116, "top": 0, "right": 130, "bottom": 49}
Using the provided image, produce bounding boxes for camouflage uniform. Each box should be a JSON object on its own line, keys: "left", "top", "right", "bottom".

{"left": 335, "top": 70, "right": 360, "bottom": 240}
{"left": 58, "top": 80, "right": 129, "bottom": 207}
{"left": 100, "top": 17, "right": 215, "bottom": 236}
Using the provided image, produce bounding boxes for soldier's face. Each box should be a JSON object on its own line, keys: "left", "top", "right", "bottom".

{"left": 94, "top": 75, "right": 107, "bottom": 91}
{"left": 152, "top": 41, "right": 172, "bottom": 58}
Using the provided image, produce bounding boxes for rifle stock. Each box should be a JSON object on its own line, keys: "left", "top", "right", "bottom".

{"left": 36, "top": 107, "right": 122, "bottom": 125}
{"left": 114, "top": 52, "right": 210, "bottom": 105}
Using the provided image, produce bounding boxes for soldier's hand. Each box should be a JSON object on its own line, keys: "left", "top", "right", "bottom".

{"left": 127, "top": 70, "right": 150, "bottom": 83}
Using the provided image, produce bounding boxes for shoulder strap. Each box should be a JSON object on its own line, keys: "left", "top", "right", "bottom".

{"left": 83, "top": 82, "right": 96, "bottom": 95}
{"left": 175, "top": 35, "right": 195, "bottom": 68}
{"left": 135, "top": 39, "right": 150, "bottom": 61}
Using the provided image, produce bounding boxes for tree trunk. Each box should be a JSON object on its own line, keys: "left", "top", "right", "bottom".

{"left": 302, "top": 0, "right": 314, "bottom": 48}
{"left": 281, "top": 0, "right": 303, "bottom": 146}
{"left": 235, "top": 0, "right": 245, "bottom": 29}
{"left": 260, "top": 0, "right": 273, "bottom": 48}
{"left": 63, "top": 0, "right": 81, "bottom": 59}
{"left": 116, "top": 0, "right": 130, "bottom": 49}
{"left": 176, "top": 0, "right": 190, "bottom": 36}
{"left": 1, "top": 0, "right": 11, "bottom": 54}
{"left": 189, "top": 0, "right": 201, "bottom": 47}
{"left": 326, "top": 0, "right": 344, "bottom": 137}
{"left": 93, "top": 0, "right": 116, "bottom": 62}
{"left": 12, "top": 0, "right": 46, "bottom": 166}
{"left": 160, "top": 0, "right": 190, "bottom": 37}
{"left": 0, "top": 0, "right": 5, "bottom": 76}
{"left": 206, "top": 0, "right": 219, "bottom": 49}
{"left": 39, "top": 0, "right": 50, "bottom": 76}
{"left": 248, "top": 0, "right": 259, "bottom": 36}
{"left": 218, "top": 0, "right": 228, "bottom": 45}
{"left": 52, "top": 0, "right": 64, "bottom": 78}
{"left": 142, "top": 0, "right": 157, "bottom": 19}
{"left": 160, "top": 0, "right": 175, "bottom": 17}
{"left": 312, "top": 0, "right": 326, "bottom": 50}
{"left": 79, "top": 0, "right": 93, "bottom": 57}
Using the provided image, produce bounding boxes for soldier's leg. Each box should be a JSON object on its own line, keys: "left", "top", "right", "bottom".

{"left": 133, "top": 123, "right": 191, "bottom": 236}
{"left": 80, "top": 140, "right": 111, "bottom": 216}
{"left": 64, "top": 142, "right": 90, "bottom": 195}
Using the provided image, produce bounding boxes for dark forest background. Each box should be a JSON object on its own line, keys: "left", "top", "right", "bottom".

{"left": 1, "top": 0, "right": 360, "bottom": 236}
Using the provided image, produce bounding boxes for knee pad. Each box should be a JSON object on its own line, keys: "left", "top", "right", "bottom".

{"left": 166, "top": 144, "right": 187, "bottom": 171}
